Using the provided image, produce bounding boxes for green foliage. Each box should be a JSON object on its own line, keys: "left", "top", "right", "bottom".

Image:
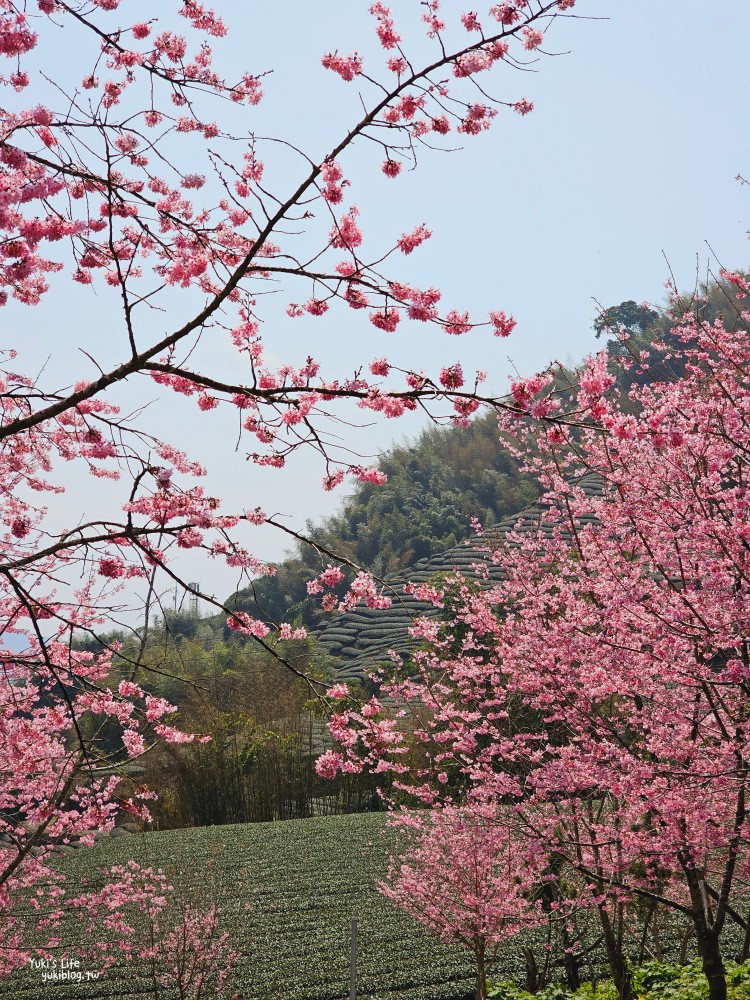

{"left": 634, "top": 960, "right": 707, "bottom": 999}
{"left": 594, "top": 300, "right": 659, "bottom": 339}
{"left": 596, "top": 274, "right": 750, "bottom": 394}
{"left": 488, "top": 981, "right": 540, "bottom": 1000}
{"left": 575, "top": 981, "right": 620, "bottom": 1000}
{"left": 487, "top": 980, "right": 610, "bottom": 1000}
{"left": 489, "top": 962, "right": 750, "bottom": 1000}
{"left": 322, "top": 412, "right": 537, "bottom": 573}
{"left": 537, "top": 986, "right": 580, "bottom": 1000}
{"left": 632, "top": 960, "right": 750, "bottom": 1000}
{"left": 78, "top": 614, "right": 384, "bottom": 826}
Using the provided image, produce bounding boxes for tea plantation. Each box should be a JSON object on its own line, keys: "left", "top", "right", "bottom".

{"left": 0, "top": 813, "right": 481, "bottom": 1000}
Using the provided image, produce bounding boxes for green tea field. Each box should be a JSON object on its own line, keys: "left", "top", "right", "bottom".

{"left": 1, "top": 814, "right": 482, "bottom": 1000}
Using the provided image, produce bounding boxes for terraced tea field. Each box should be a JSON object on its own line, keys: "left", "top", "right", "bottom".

{"left": 1, "top": 813, "right": 483, "bottom": 1000}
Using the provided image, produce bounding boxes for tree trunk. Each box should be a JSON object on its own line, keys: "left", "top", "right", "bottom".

{"left": 561, "top": 918, "right": 582, "bottom": 991}
{"left": 638, "top": 901, "right": 656, "bottom": 964}
{"left": 523, "top": 945, "right": 540, "bottom": 994}
{"left": 679, "top": 923, "right": 694, "bottom": 965}
{"left": 651, "top": 907, "right": 664, "bottom": 960}
{"left": 736, "top": 908, "right": 750, "bottom": 964}
{"left": 474, "top": 940, "right": 488, "bottom": 1000}
{"left": 695, "top": 926, "right": 727, "bottom": 1000}
{"left": 682, "top": 865, "right": 728, "bottom": 1000}
{"left": 598, "top": 906, "right": 633, "bottom": 1000}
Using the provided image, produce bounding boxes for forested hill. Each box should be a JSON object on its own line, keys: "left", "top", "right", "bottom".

{"left": 315, "top": 472, "right": 606, "bottom": 681}
{"left": 227, "top": 410, "right": 541, "bottom": 628}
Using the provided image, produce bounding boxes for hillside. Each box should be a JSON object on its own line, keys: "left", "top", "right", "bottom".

{"left": 225, "top": 409, "right": 542, "bottom": 631}
{"left": 314, "top": 473, "right": 605, "bottom": 681}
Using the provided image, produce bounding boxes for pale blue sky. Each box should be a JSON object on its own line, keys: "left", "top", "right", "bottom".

{"left": 9, "top": 0, "right": 749, "bottom": 606}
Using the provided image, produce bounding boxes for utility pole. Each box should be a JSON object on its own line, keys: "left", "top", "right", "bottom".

{"left": 350, "top": 918, "right": 357, "bottom": 1000}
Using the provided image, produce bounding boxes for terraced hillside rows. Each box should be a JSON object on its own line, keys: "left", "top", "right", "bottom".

{"left": 315, "top": 474, "right": 605, "bottom": 682}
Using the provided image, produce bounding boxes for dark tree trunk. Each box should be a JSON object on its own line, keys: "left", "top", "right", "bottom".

{"left": 638, "top": 901, "right": 656, "bottom": 964}
{"left": 561, "top": 919, "right": 582, "bottom": 991}
{"left": 696, "top": 926, "right": 727, "bottom": 1000}
{"left": 598, "top": 906, "right": 633, "bottom": 1000}
{"left": 737, "top": 908, "right": 750, "bottom": 964}
{"left": 681, "top": 862, "right": 729, "bottom": 1000}
{"left": 679, "top": 923, "right": 695, "bottom": 965}
{"left": 563, "top": 947, "right": 583, "bottom": 992}
{"left": 651, "top": 906, "right": 664, "bottom": 960}
{"left": 523, "top": 946, "right": 540, "bottom": 994}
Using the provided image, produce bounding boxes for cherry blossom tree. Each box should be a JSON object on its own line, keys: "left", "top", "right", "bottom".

{"left": 0, "top": 0, "right": 585, "bottom": 972}
{"left": 322, "top": 281, "right": 750, "bottom": 1000}
{"left": 66, "top": 861, "right": 238, "bottom": 996}
{"left": 381, "top": 801, "right": 545, "bottom": 1000}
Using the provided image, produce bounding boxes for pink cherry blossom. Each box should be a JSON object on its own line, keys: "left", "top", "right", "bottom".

{"left": 370, "top": 3, "right": 401, "bottom": 49}
{"left": 489, "top": 309, "right": 516, "bottom": 337}
{"left": 521, "top": 27, "right": 544, "bottom": 50}
{"left": 321, "top": 51, "right": 363, "bottom": 82}
{"left": 397, "top": 224, "right": 431, "bottom": 255}
{"left": 328, "top": 683, "right": 350, "bottom": 699}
